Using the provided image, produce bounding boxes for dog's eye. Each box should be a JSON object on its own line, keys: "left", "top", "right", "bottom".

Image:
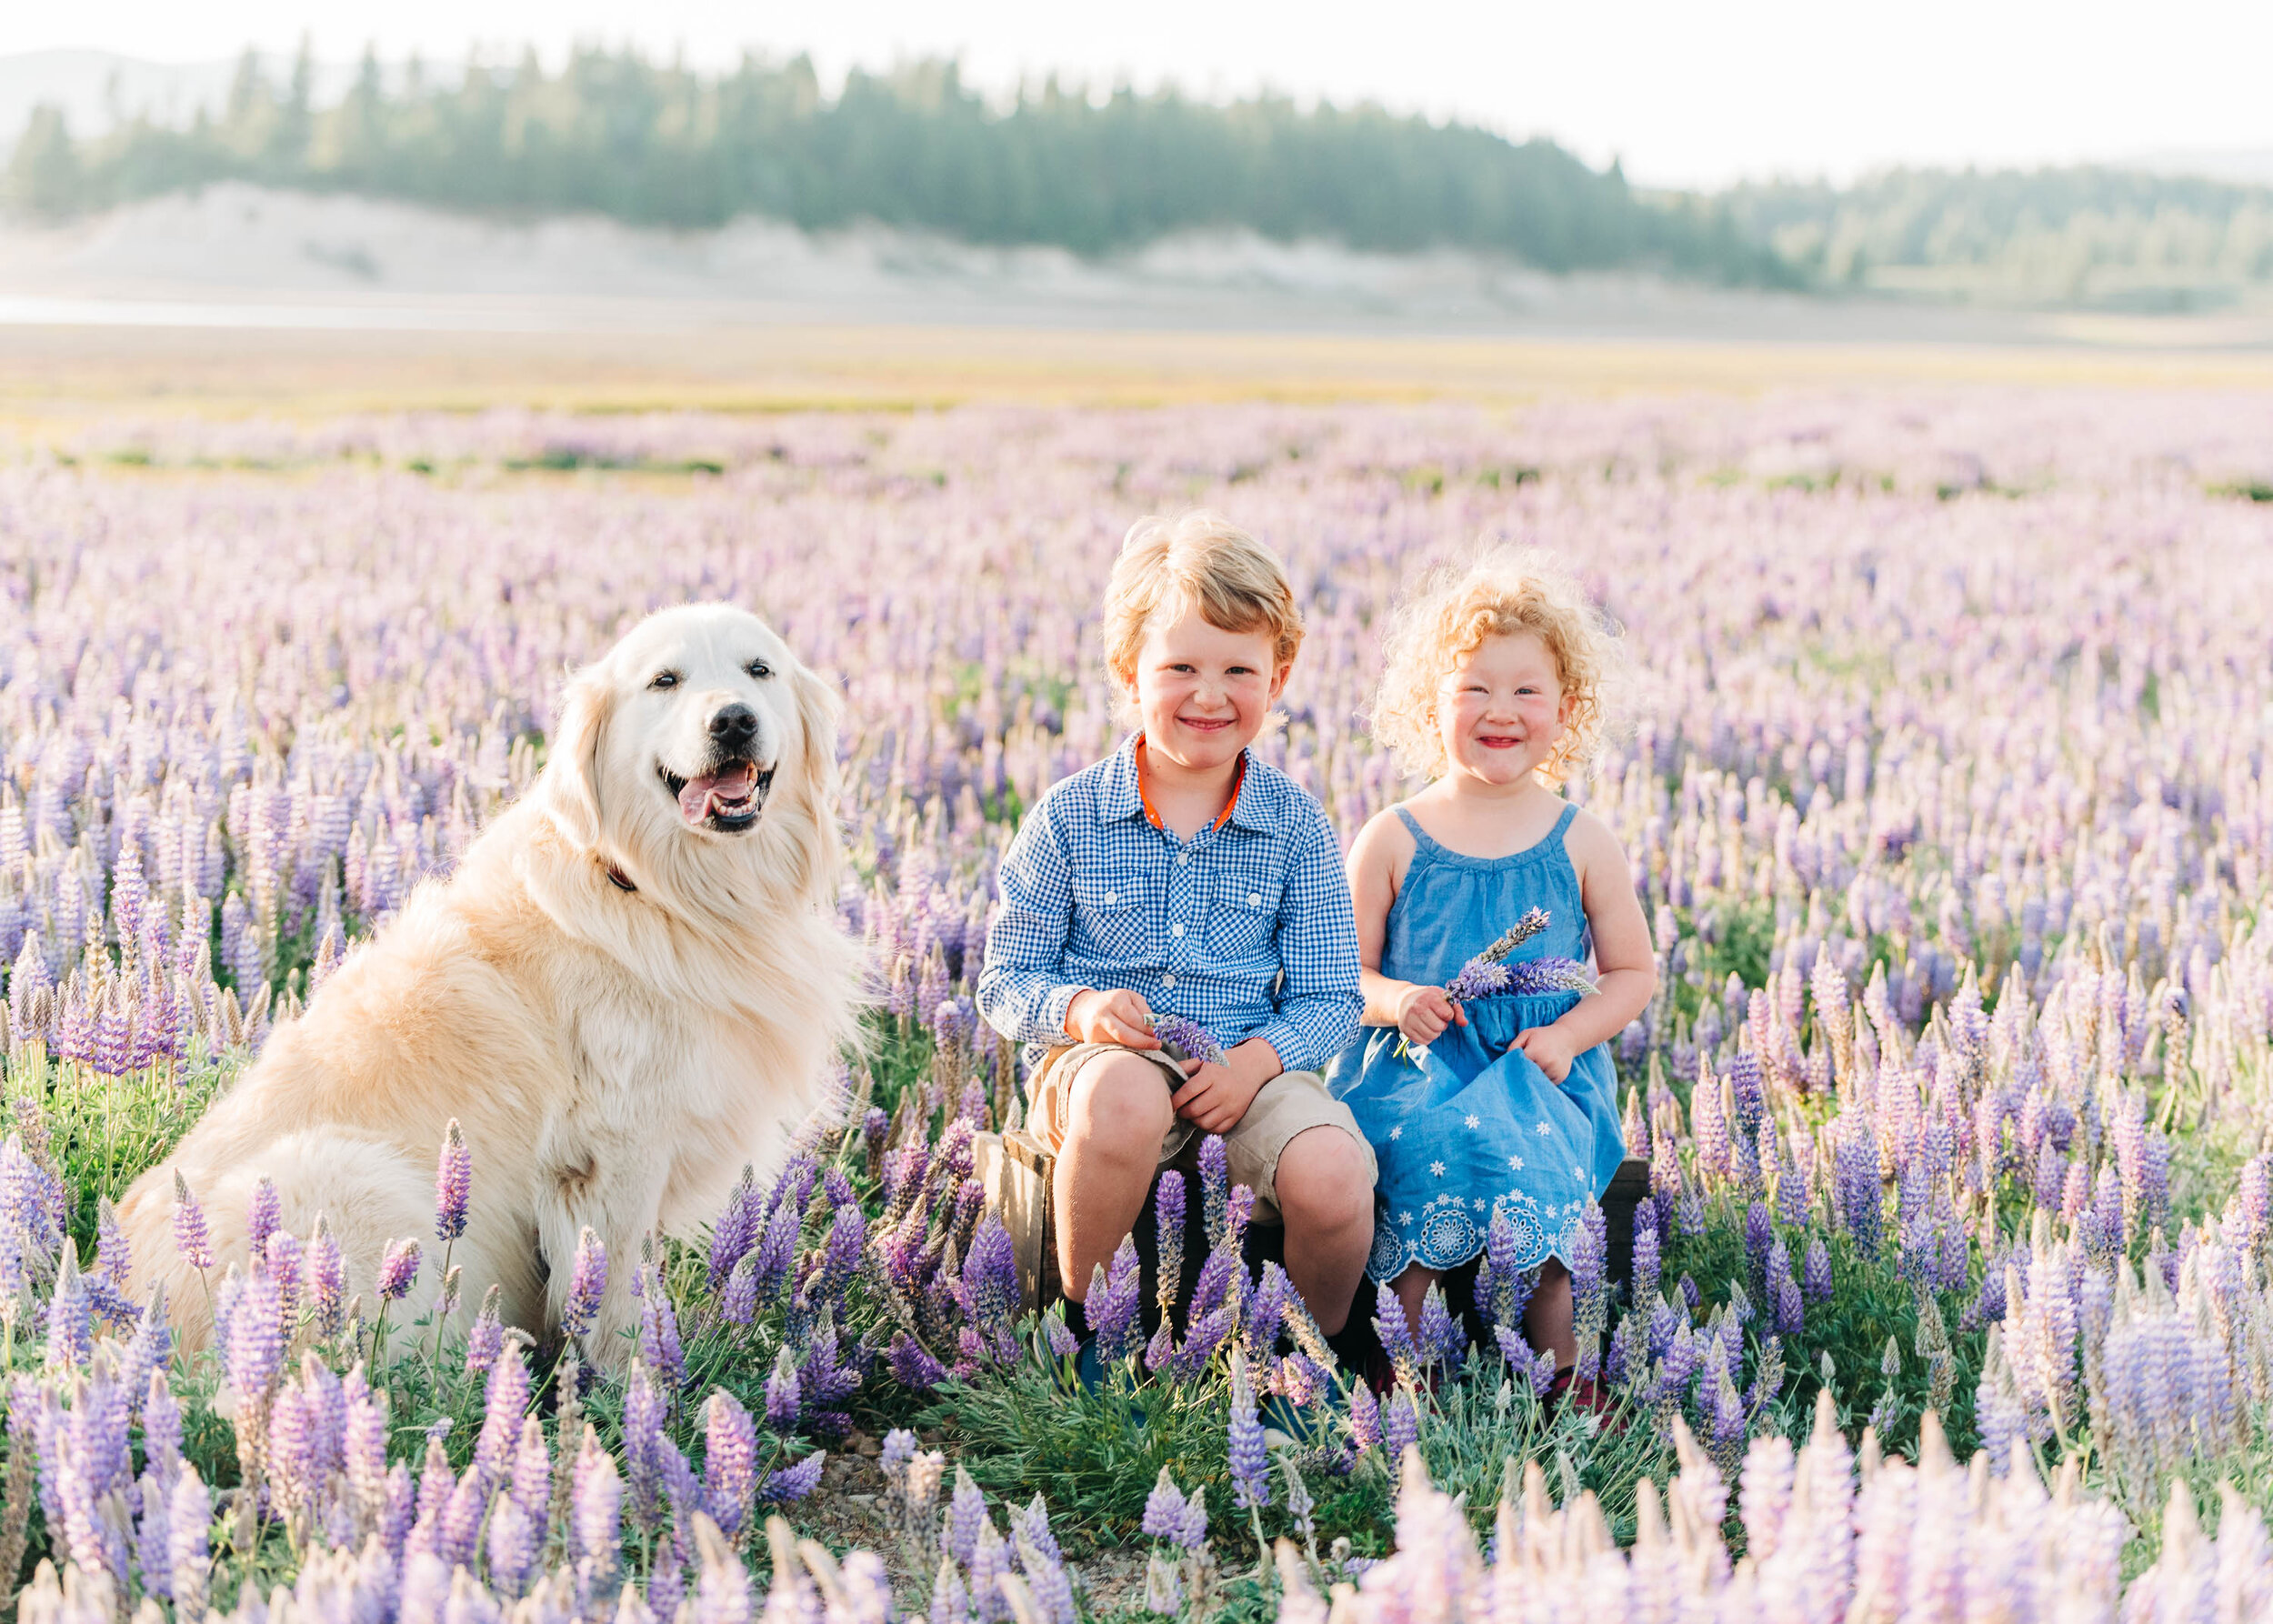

{"left": 649, "top": 671, "right": 680, "bottom": 690}
{"left": 746, "top": 660, "right": 773, "bottom": 680}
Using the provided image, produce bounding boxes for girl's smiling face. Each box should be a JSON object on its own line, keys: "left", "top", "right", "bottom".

{"left": 1436, "top": 630, "right": 1569, "bottom": 786}
{"left": 1125, "top": 600, "right": 1287, "bottom": 770}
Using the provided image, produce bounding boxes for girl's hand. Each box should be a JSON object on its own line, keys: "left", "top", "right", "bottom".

{"left": 1395, "top": 983, "right": 1466, "bottom": 1046}
{"left": 1514, "top": 1025, "right": 1578, "bottom": 1083}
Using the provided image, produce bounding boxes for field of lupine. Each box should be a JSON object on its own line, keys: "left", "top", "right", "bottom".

{"left": 3, "top": 388, "right": 2273, "bottom": 1623}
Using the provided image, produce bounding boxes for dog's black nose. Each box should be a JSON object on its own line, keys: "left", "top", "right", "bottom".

{"left": 708, "top": 704, "right": 758, "bottom": 747}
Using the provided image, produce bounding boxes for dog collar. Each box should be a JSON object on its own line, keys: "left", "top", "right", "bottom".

{"left": 605, "top": 865, "right": 637, "bottom": 893}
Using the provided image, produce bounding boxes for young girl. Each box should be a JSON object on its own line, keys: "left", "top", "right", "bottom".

{"left": 1327, "top": 550, "right": 1656, "bottom": 1391}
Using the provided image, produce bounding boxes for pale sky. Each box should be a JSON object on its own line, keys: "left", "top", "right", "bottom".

{"left": 7, "top": 0, "right": 2272, "bottom": 189}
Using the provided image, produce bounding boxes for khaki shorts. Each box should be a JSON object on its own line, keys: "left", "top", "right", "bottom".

{"left": 1026, "top": 1041, "right": 1376, "bottom": 1226}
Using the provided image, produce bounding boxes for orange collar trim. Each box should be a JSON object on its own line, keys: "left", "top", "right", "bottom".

{"left": 1132, "top": 734, "right": 1246, "bottom": 834}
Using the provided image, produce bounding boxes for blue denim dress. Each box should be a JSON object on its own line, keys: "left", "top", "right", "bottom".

{"left": 1325, "top": 804, "right": 1625, "bottom": 1281}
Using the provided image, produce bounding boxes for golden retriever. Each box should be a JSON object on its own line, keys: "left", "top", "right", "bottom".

{"left": 115, "top": 604, "right": 862, "bottom": 1368}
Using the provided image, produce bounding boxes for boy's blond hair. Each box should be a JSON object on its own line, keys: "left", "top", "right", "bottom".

{"left": 1103, "top": 512, "right": 1304, "bottom": 705}
{"left": 1369, "top": 547, "right": 1622, "bottom": 785}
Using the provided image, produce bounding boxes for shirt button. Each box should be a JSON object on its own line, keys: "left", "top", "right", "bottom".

{"left": 1177, "top": 853, "right": 1189, "bottom": 867}
{"left": 1248, "top": 893, "right": 1262, "bottom": 907}
{"left": 1171, "top": 923, "right": 1185, "bottom": 937}
{"left": 1104, "top": 891, "right": 1116, "bottom": 906}
{"left": 1162, "top": 973, "right": 1177, "bottom": 989}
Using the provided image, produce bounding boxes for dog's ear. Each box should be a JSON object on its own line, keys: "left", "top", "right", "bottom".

{"left": 547, "top": 664, "right": 616, "bottom": 850}
{"left": 786, "top": 662, "right": 845, "bottom": 898}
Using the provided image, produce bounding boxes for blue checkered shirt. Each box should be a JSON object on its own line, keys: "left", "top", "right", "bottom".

{"left": 976, "top": 736, "right": 1362, "bottom": 1075}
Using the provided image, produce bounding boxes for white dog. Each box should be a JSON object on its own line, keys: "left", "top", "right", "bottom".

{"left": 116, "top": 604, "right": 863, "bottom": 1367}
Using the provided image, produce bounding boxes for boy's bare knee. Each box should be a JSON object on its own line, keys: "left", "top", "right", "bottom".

{"left": 1064, "top": 1055, "right": 1174, "bottom": 1152}
{"left": 1274, "top": 1128, "right": 1374, "bottom": 1231}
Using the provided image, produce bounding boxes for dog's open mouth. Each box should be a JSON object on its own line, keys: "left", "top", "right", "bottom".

{"left": 657, "top": 759, "right": 774, "bottom": 831}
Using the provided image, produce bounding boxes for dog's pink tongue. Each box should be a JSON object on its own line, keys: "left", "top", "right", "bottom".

{"left": 677, "top": 763, "right": 758, "bottom": 824}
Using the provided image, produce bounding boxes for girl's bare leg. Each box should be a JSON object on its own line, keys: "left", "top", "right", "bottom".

{"left": 1526, "top": 1258, "right": 1577, "bottom": 1369}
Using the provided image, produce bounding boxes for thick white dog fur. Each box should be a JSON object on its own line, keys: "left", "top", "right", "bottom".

{"left": 116, "top": 605, "right": 863, "bottom": 1368}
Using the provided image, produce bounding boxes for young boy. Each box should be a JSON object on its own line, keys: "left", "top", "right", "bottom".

{"left": 976, "top": 512, "right": 1376, "bottom": 1336}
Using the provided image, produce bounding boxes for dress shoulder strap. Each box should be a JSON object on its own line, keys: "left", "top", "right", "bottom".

{"left": 1549, "top": 801, "right": 1579, "bottom": 845}
{"left": 1393, "top": 805, "right": 1437, "bottom": 854}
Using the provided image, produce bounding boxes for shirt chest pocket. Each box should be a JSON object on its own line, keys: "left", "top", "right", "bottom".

{"left": 1207, "top": 872, "right": 1283, "bottom": 957}
{"left": 1071, "top": 870, "right": 1153, "bottom": 961}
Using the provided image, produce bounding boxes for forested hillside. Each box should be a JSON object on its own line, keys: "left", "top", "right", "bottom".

{"left": 0, "top": 45, "right": 1794, "bottom": 284}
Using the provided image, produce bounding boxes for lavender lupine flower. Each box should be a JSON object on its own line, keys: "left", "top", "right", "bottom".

{"left": 1197, "top": 1136, "right": 1229, "bottom": 1244}
{"left": 464, "top": 1284, "right": 505, "bottom": 1377}
{"left": 172, "top": 1171, "right": 212, "bottom": 1271}
{"left": 1381, "top": 1388, "right": 1419, "bottom": 1459}
{"left": 44, "top": 1249, "right": 94, "bottom": 1369}
{"left": 239, "top": 1177, "right": 281, "bottom": 1260}
{"left": 962, "top": 1214, "right": 1022, "bottom": 1351}
{"left": 1086, "top": 1237, "right": 1144, "bottom": 1362}
{"left": 703, "top": 1391, "right": 758, "bottom": 1535}
{"left": 94, "top": 1198, "right": 128, "bottom": 1282}
{"left": 1142, "top": 1469, "right": 1188, "bottom": 1539}
{"left": 1804, "top": 1236, "right": 1834, "bottom": 1301}
{"left": 1150, "top": 1013, "right": 1224, "bottom": 1065}
{"left": 947, "top": 1463, "right": 989, "bottom": 1566}
{"left": 571, "top": 1429, "right": 623, "bottom": 1582}
{"left": 766, "top": 1348, "right": 802, "bottom": 1431}
{"left": 1473, "top": 909, "right": 1553, "bottom": 966}
{"left": 303, "top": 1215, "right": 345, "bottom": 1338}
{"left": 1500, "top": 957, "right": 1600, "bottom": 997}
{"left": 1374, "top": 1284, "right": 1420, "bottom": 1383}
{"left": 435, "top": 1119, "right": 472, "bottom": 1242}
{"left": 1153, "top": 1170, "right": 1187, "bottom": 1312}
{"left": 476, "top": 1345, "right": 532, "bottom": 1479}
{"left": 1417, "top": 1284, "right": 1465, "bottom": 1372}
{"left": 639, "top": 1267, "right": 685, "bottom": 1388}
{"left": 1632, "top": 1198, "right": 1662, "bottom": 1303}
{"left": 889, "top": 1331, "right": 946, "bottom": 1392}
{"left": 1227, "top": 1352, "right": 1270, "bottom": 1509}
{"left": 1444, "top": 958, "right": 1511, "bottom": 1001}
{"left": 1349, "top": 1381, "right": 1381, "bottom": 1452}
{"left": 563, "top": 1226, "right": 606, "bottom": 1337}
{"left": 225, "top": 1269, "right": 285, "bottom": 1400}
{"left": 376, "top": 1238, "right": 420, "bottom": 1301}
{"left": 764, "top": 1451, "right": 826, "bottom": 1503}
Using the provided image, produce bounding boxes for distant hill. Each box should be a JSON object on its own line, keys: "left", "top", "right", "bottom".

{"left": 0, "top": 45, "right": 1794, "bottom": 287}
{"left": 1722, "top": 166, "right": 2273, "bottom": 311}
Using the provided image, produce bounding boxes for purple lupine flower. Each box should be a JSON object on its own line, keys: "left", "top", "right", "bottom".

{"left": 1349, "top": 1380, "right": 1380, "bottom": 1451}
{"left": 947, "top": 1463, "right": 988, "bottom": 1566}
{"left": 1374, "top": 1283, "right": 1419, "bottom": 1378}
{"left": 1472, "top": 909, "right": 1552, "bottom": 967}
{"left": 703, "top": 1390, "right": 758, "bottom": 1535}
{"left": 1500, "top": 957, "right": 1600, "bottom": 997}
{"left": 1153, "top": 1170, "right": 1187, "bottom": 1313}
{"left": 1151, "top": 1013, "right": 1224, "bottom": 1065}
{"left": 167, "top": 1470, "right": 211, "bottom": 1616}
{"left": 245, "top": 1177, "right": 281, "bottom": 1258}
{"left": 1246, "top": 1261, "right": 1290, "bottom": 1357}
{"left": 572, "top": 1429, "right": 622, "bottom": 1579}
{"left": 1632, "top": 1198, "right": 1662, "bottom": 1302}
{"left": 763, "top": 1451, "right": 826, "bottom": 1503}
{"left": 638, "top": 1268, "right": 685, "bottom": 1388}
{"left": 1804, "top": 1236, "right": 1834, "bottom": 1301}
{"left": 476, "top": 1345, "right": 532, "bottom": 1479}
{"left": 224, "top": 1269, "right": 284, "bottom": 1400}
{"left": 562, "top": 1226, "right": 606, "bottom": 1337}
{"left": 1530, "top": 1347, "right": 1559, "bottom": 1396}
{"left": 889, "top": 1330, "right": 946, "bottom": 1392}
{"left": 486, "top": 1494, "right": 538, "bottom": 1598}
{"left": 464, "top": 1285, "right": 505, "bottom": 1377}
{"left": 963, "top": 1214, "right": 1021, "bottom": 1343}
{"left": 1227, "top": 1352, "right": 1270, "bottom": 1509}
{"left": 375, "top": 1238, "right": 420, "bottom": 1301}
{"left": 1142, "top": 1469, "right": 1188, "bottom": 1539}
{"left": 1144, "top": 1318, "right": 1176, "bottom": 1373}
{"left": 622, "top": 1359, "right": 667, "bottom": 1531}
{"left": 1197, "top": 1136, "right": 1229, "bottom": 1243}
{"left": 968, "top": 1516, "right": 1012, "bottom": 1619}
{"left": 303, "top": 1215, "right": 345, "bottom": 1338}
{"left": 1417, "top": 1284, "right": 1463, "bottom": 1372}
{"left": 1175, "top": 1486, "right": 1208, "bottom": 1551}
{"left": 510, "top": 1415, "right": 550, "bottom": 1522}
{"left": 45, "top": 1249, "right": 95, "bottom": 1368}
{"left": 1087, "top": 1237, "right": 1144, "bottom": 1361}
{"left": 94, "top": 1198, "right": 128, "bottom": 1282}
{"left": 1044, "top": 1310, "right": 1080, "bottom": 1360}
{"left": 765, "top": 1348, "right": 802, "bottom": 1431}
{"left": 1444, "top": 958, "right": 1510, "bottom": 1001}
{"left": 172, "top": 1172, "right": 212, "bottom": 1270}
{"left": 435, "top": 1119, "right": 471, "bottom": 1242}
{"left": 1381, "top": 1388, "right": 1419, "bottom": 1459}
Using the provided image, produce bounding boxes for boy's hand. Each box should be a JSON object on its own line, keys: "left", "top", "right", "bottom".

{"left": 1171, "top": 1054, "right": 1267, "bottom": 1136}
{"left": 1514, "top": 1024, "right": 1578, "bottom": 1083}
{"left": 1066, "top": 987, "right": 1160, "bottom": 1048}
{"left": 1394, "top": 982, "right": 1467, "bottom": 1046}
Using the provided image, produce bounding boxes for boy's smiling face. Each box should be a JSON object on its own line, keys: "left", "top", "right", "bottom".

{"left": 1124, "top": 600, "right": 1287, "bottom": 772}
